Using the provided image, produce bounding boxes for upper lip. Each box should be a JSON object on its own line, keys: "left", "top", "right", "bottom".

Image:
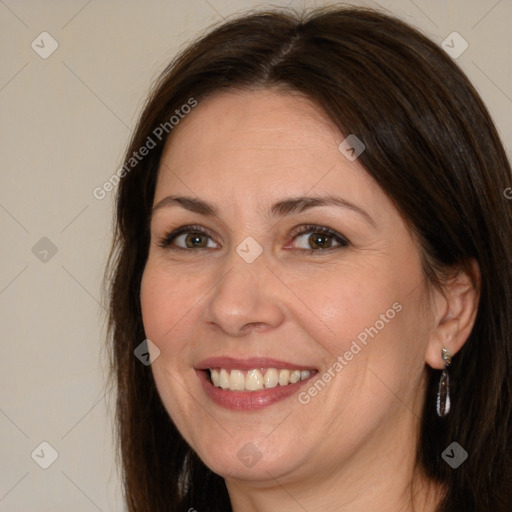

{"left": 195, "top": 356, "right": 317, "bottom": 371}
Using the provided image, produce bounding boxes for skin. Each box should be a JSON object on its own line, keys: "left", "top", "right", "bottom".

{"left": 140, "top": 88, "right": 480, "bottom": 512}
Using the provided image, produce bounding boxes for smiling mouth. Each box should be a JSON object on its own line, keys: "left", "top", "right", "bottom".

{"left": 206, "top": 367, "right": 317, "bottom": 392}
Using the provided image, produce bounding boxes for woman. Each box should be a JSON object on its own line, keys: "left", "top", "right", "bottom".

{"left": 104, "top": 6, "right": 512, "bottom": 511}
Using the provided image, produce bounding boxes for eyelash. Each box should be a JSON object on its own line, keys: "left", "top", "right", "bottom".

{"left": 157, "top": 224, "right": 350, "bottom": 255}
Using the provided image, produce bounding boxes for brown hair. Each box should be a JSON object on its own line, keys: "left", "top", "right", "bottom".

{"left": 103, "top": 6, "right": 512, "bottom": 511}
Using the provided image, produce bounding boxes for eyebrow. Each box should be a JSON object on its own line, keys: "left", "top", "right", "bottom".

{"left": 152, "top": 194, "right": 376, "bottom": 228}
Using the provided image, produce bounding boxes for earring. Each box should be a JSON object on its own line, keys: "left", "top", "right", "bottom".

{"left": 436, "top": 347, "right": 452, "bottom": 417}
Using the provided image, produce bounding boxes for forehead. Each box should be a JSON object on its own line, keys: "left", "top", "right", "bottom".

{"left": 163, "top": 89, "right": 338, "bottom": 161}
{"left": 154, "top": 88, "right": 382, "bottom": 216}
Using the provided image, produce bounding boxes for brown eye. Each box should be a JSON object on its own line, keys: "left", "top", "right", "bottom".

{"left": 182, "top": 232, "right": 208, "bottom": 248}
{"left": 158, "top": 226, "right": 218, "bottom": 250}
{"left": 308, "top": 232, "right": 334, "bottom": 249}
{"left": 290, "top": 225, "right": 349, "bottom": 252}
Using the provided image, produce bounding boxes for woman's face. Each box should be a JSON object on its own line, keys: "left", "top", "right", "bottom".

{"left": 140, "top": 88, "right": 435, "bottom": 486}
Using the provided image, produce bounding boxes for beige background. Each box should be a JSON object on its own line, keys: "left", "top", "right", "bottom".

{"left": 0, "top": 0, "right": 510, "bottom": 510}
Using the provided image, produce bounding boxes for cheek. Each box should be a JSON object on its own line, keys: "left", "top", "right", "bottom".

{"left": 140, "top": 269, "right": 168, "bottom": 342}
{"left": 139, "top": 265, "right": 202, "bottom": 440}
{"left": 301, "top": 263, "right": 426, "bottom": 404}
{"left": 294, "top": 266, "right": 400, "bottom": 355}
{"left": 140, "top": 263, "right": 199, "bottom": 348}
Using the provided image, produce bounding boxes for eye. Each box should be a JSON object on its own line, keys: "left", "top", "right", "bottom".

{"left": 157, "top": 224, "right": 350, "bottom": 254}
{"left": 157, "top": 225, "right": 218, "bottom": 251}
{"left": 288, "top": 224, "right": 349, "bottom": 253}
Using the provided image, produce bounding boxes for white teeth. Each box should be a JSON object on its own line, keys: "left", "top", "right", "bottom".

{"left": 211, "top": 368, "right": 220, "bottom": 387}
{"left": 264, "top": 368, "right": 279, "bottom": 388}
{"left": 301, "top": 370, "right": 311, "bottom": 381}
{"left": 229, "top": 369, "right": 245, "bottom": 391}
{"left": 245, "top": 369, "right": 264, "bottom": 391}
{"left": 219, "top": 369, "right": 230, "bottom": 389}
{"left": 289, "top": 370, "right": 301, "bottom": 383}
{"left": 209, "top": 367, "right": 313, "bottom": 391}
{"left": 279, "top": 369, "right": 290, "bottom": 386}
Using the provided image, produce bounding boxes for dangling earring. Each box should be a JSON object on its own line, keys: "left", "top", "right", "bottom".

{"left": 436, "top": 347, "right": 452, "bottom": 417}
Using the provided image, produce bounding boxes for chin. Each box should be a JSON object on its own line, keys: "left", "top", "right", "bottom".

{"left": 192, "top": 434, "right": 304, "bottom": 482}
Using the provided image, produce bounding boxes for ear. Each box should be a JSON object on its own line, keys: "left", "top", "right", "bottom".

{"left": 425, "top": 259, "right": 481, "bottom": 370}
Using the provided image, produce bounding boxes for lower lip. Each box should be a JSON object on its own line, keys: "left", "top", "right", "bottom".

{"left": 196, "top": 370, "right": 315, "bottom": 411}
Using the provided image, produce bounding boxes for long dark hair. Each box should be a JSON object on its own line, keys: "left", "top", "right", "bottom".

{"left": 103, "top": 6, "right": 512, "bottom": 511}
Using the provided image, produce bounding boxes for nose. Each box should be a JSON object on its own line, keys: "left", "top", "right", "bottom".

{"left": 201, "top": 247, "right": 286, "bottom": 337}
